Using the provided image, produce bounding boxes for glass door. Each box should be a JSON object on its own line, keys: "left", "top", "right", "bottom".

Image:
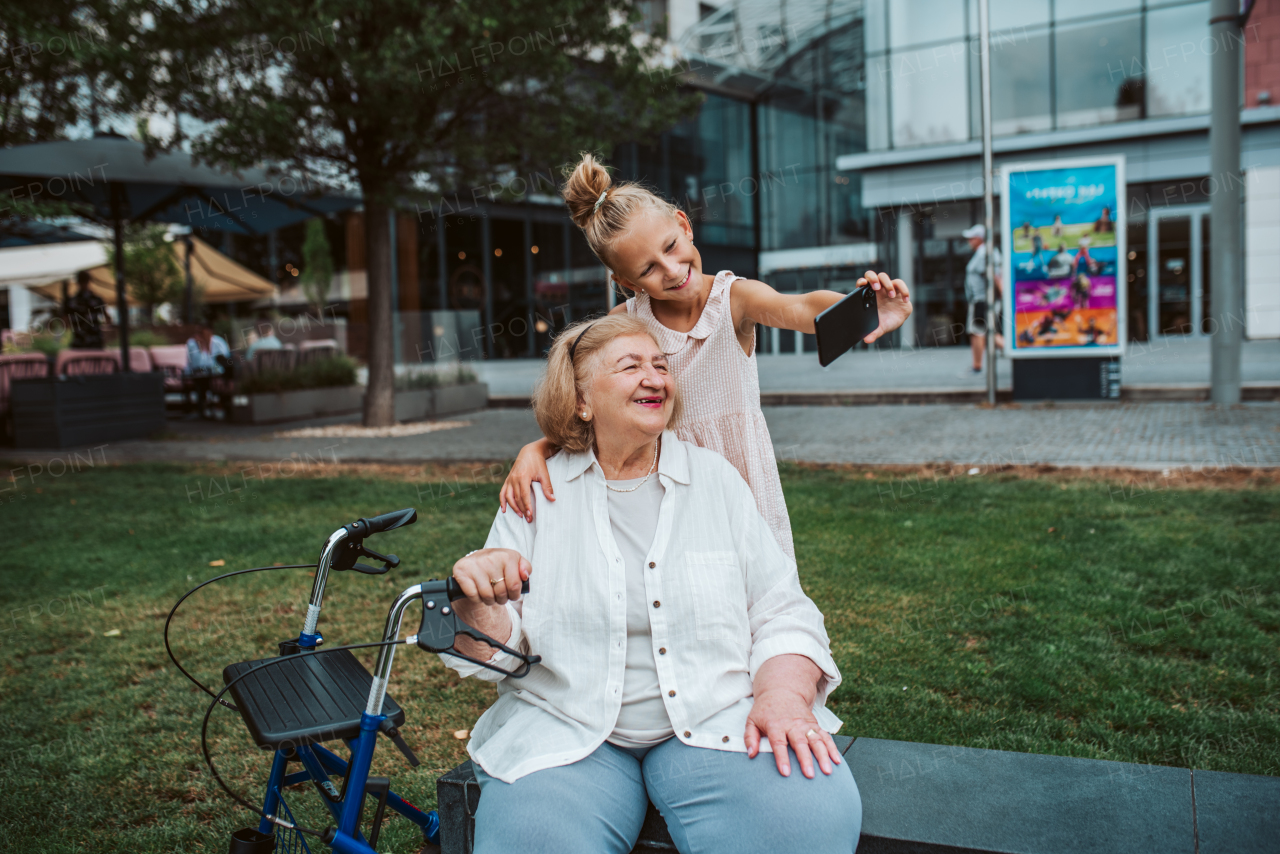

{"left": 1148, "top": 206, "right": 1209, "bottom": 339}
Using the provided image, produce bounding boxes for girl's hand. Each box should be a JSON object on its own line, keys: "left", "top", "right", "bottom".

{"left": 858, "top": 270, "right": 913, "bottom": 343}
{"left": 499, "top": 441, "right": 555, "bottom": 522}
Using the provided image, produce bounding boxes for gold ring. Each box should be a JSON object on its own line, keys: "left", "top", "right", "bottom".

{"left": 490, "top": 578, "right": 503, "bottom": 585}
{"left": 806, "top": 729, "right": 819, "bottom": 739}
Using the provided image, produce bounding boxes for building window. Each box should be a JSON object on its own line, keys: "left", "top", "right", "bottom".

{"left": 1053, "top": 0, "right": 1141, "bottom": 22}
{"left": 1145, "top": 1, "right": 1212, "bottom": 118}
{"left": 864, "top": 0, "right": 1212, "bottom": 149}
{"left": 986, "top": 27, "right": 1052, "bottom": 135}
{"left": 889, "top": 42, "right": 970, "bottom": 147}
{"left": 889, "top": 0, "right": 966, "bottom": 50}
{"left": 1054, "top": 15, "right": 1144, "bottom": 128}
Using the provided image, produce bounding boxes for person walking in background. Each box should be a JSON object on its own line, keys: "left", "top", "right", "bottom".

{"left": 66, "top": 270, "right": 106, "bottom": 349}
{"left": 963, "top": 224, "right": 1003, "bottom": 373}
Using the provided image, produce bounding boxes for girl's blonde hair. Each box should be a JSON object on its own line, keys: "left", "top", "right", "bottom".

{"left": 562, "top": 153, "right": 682, "bottom": 266}
{"left": 533, "top": 314, "right": 682, "bottom": 453}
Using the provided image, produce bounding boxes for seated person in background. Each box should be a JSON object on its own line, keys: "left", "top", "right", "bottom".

{"left": 443, "top": 314, "right": 861, "bottom": 854}
{"left": 247, "top": 322, "right": 283, "bottom": 358}
{"left": 185, "top": 322, "right": 232, "bottom": 420}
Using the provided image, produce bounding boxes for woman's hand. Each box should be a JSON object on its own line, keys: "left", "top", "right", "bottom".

{"left": 499, "top": 439, "right": 557, "bottom": 522}
{"left": 857, "top": 270, "right": 912, "bottom": 344}
{"left": 745, "top": 654, "right": 841, "bottom": 778}
{"left": 449, "top": 548, "right": 530, "bottom": 660}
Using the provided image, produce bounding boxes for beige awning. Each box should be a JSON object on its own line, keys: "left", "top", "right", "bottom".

{"left": 31, "top": 236, "right": 278, "bottom": 306}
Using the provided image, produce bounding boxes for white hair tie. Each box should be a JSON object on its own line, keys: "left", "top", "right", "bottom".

{"left": 593, "top": 190, "right": 609, "bottom": 212}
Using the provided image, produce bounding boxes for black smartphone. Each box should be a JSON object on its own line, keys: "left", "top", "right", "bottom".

{"left": 814, "top": 286, "right": 879, "bottom": 367}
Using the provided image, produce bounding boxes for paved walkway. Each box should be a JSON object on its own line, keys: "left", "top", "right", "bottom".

{"left": 7, "top": 402, "right": 1276, "bottom": 470}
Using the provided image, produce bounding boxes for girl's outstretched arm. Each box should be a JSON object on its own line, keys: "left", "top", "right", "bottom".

{"left": 730, "top": 270, "right": 911, "bottom": 346}
{"left": 499, "top": 437, "right": 558, "bottom": 521}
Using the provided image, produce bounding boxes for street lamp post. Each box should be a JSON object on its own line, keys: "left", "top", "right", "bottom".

{"left": 978, "top": 0, "right": 997, "bottom": 405}
{"left": 1208, "top": 0, "right": 1247, "bottom": 405}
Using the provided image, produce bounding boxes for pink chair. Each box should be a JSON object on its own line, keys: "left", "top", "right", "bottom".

{"left": 149, "top": 345, "right": 190, "bottom": 393}
{"left": 104, "top": 346, "right": 153, "bottom": 373}
{"left": 56, "top": 349, "right": 120, "bottom": 377}
{"left": 0, "top": 353, "right": 51, "bottom": 428}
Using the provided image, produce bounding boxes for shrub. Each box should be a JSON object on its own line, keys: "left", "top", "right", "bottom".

{"left": 238, "top": 355, "right": 358, "bottom": 394}
{"left": 127, "top": 329, "right": 173, "bottom": 348}
{"left": 395, "top": 363, "right": 478, "bottom": 390}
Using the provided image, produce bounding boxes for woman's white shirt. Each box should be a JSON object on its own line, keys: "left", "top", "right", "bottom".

{"left": 440, "top": 432, "right": 842, "bottom": 783}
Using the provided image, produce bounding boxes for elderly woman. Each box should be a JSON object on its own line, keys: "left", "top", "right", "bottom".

{"left": 442, "top": 314, "right": 861, "bottom": 854}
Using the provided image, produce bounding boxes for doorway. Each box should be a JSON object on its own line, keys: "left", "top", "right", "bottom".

{"left": 1148, "top": 205, "right": 1210, "bottom": 338}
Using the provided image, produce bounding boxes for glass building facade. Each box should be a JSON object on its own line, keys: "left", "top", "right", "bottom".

{"left": 207, "top": 0, "right": 1277, "bottom": 357}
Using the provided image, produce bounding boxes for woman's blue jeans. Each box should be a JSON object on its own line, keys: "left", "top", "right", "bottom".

{"left": 472, "top": 737, "right": 862, "bottom": 854}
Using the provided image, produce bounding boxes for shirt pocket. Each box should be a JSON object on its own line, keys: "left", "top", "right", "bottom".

{"left": 685, "top": 551, "right": 747, "bottom": 641}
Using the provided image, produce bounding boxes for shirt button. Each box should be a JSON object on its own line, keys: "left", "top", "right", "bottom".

{"left": 668, "top": 690, "right": 676, "bottom": 697}
{"left": 648, "top": 561, "right": 656, "bottom": 569}
{"left": 722, "top": 736, "right": 730, "bottom": 743}
{"left": 658, "top": 647, "right": 666, "bottom": 655}
{"left": 683, "top": 730, "right": 691, "bottom": 738}
{"left": 653, "top": 600, "right": 661, "bottom": 608}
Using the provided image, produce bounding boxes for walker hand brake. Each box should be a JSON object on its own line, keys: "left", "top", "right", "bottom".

{"left": 415, "top": 578, "right": 541, "bottom": 678}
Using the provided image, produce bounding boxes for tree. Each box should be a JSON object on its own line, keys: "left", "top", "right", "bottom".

{"left": 155, "top": 0, "right": 697, "bottom": 425}
{"left": 107, "top": 224, "right": 183, "bottom": 322}
{"left": 300, "top": 218, "right": 334, "bottom": 318}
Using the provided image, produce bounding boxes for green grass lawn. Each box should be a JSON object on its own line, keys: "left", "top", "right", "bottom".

{"left": 0, "top": 460, "right": 1276, "bottom": 853}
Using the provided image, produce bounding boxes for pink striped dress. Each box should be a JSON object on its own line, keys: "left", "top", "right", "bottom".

{"left": 627, "top": 270, "right": 794, "bottom": 558}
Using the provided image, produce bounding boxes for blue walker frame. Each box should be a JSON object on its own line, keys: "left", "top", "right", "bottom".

{"left": 204, "top": 510, "right": 536, "bottom": 854}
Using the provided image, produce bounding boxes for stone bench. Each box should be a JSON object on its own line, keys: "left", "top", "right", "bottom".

{"left": 436, "top": 736, "right": 1280, "bottom": 853}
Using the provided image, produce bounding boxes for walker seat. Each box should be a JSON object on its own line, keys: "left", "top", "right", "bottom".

{"left": 223, "top": 649, "right": 407, "bottom": 751}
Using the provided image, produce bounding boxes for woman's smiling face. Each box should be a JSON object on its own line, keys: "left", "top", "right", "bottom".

{"left": 608, "top": 209, "right": 704, "bottom": 303}
{"left": 581, "top": 333, "right": 676, "bottom": 441}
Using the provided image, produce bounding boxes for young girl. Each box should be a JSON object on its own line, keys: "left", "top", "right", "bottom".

{"left": 499, "top": 153, "right": 911, "bottom": 557}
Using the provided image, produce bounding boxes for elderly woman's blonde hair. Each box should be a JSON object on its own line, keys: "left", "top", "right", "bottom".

{"left": 533, "top": 315, "right": 681, "bottom": 453}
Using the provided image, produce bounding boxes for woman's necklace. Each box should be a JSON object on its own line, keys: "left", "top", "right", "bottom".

{"left": 605, "top": 437, "right": 660, "bottom": 493}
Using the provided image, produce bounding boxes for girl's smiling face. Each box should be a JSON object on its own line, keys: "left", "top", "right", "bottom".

{"left": 608, "top": 209, "right": 705, "bottom": 303}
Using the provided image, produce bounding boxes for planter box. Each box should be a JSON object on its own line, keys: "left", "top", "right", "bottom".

{"left": 434, "top": 382, "right": 488, "bottom": 416}
{"left": 11, "top": 373, "right": 165, "bottom": 449}
{"left": 388, "top": 383, "right": 489, "bottom": 422}
{"left": 395, "top": 389, "right": 433, "bottom": 422}
{"left": 232, "top": 385, "right": 363, "bottom": 425}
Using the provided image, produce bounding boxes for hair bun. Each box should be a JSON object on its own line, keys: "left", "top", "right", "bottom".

{"left": 563, "top": 153, "right": 613, "bottom": 228}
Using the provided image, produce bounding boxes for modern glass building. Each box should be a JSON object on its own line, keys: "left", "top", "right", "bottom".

{"left": 215, "top": 0, "right": 1280, "bottom": 359}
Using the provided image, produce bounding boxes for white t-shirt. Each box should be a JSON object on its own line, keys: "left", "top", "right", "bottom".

{"left": 604, "top": 472, "right": 674, "bottom": 748}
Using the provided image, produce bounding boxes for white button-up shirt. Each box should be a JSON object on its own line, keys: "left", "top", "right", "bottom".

{"left": 440, "top": 432, "right": 842, "bottom": 783}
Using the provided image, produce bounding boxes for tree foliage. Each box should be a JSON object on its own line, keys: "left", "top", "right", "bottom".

{"left": 300, "top": 217, "right": 334, "bottom": 316}
{"left": 145, "top": 0, "right": 698, "bottom": 424}
{"left": 107, "top": 224, "right": 183, "bottom": 321}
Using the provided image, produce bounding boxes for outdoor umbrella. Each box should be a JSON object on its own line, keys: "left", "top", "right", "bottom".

{"left": 29, "top": 235, "right": 277, "bottom": 306}
{"left": 0, "top": 132, "right": 360, "bottom": 368}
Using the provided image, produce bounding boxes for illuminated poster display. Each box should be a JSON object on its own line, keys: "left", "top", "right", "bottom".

{"left": 1001, "top": 156, "right": 1126, "bottom": 358}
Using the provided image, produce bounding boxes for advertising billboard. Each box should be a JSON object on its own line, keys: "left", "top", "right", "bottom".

{"left": 1001, "top": 156, "right": 1126, "bottom": 359}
